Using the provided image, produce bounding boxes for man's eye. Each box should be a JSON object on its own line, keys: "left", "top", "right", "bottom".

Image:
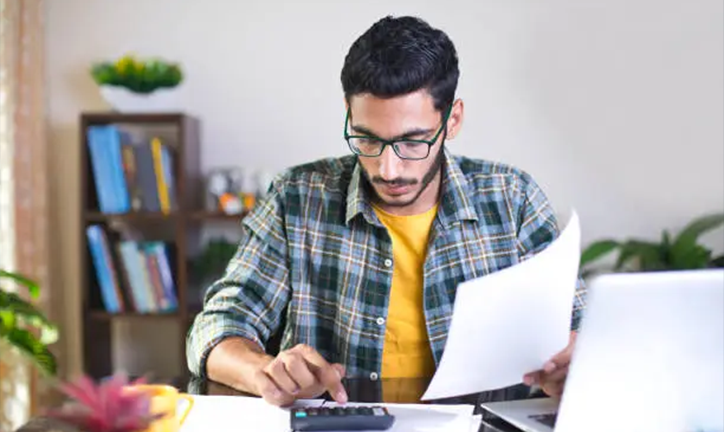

{"left": 399, "top": 141, "right": 425, "bottom": 147}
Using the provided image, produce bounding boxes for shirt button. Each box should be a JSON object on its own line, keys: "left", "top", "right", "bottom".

{"left": 383, "top": 259, "right": 392, "bottom": 268}
{"left": 376, "top": 317, "right": 385, "bottom": 326}
{"left": 370, "top": 372, "right": 379, "bottom": 381}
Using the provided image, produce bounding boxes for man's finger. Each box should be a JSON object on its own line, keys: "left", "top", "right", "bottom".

{"left": 523, "top": 371, "right": 540, "bottom": 386}
{"left": 266, "top": 359, "right": 301, "bottom": 395}
{"left": 254, "top": 369, "right": 295, "bottom": 407}
{"left": 548, "top": 344, "right": 574, "bottom": 370}
{"left": 542, "top": 378, "right": 566, "bottom": 398}
{"left": 283, "top": 352, "right": 317, "bottom": 390}
{"left": 544, "top": 364, "right": 569, "bottom": 383}
{"left": 332, "top": 363, "right": 346, "bottom": 379}
{"left": 297, "top": 345, "right": 348, "bottom": 403}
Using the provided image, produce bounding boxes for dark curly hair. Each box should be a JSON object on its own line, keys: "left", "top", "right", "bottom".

{"left": 341, "top": 16, "right": 460, "bottom": 113}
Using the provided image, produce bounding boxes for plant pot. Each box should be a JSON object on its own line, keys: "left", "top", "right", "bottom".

{"left": 99, "top": 85, "right": 180, "bottom": 113}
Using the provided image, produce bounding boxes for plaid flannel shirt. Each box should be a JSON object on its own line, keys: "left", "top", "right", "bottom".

{"left": 186, "top": 150, "right": 587, "bottom": 379}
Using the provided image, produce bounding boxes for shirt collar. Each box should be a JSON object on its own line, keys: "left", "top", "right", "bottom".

{"left": 345, "top": 148, "right": 478, "bottom": 227}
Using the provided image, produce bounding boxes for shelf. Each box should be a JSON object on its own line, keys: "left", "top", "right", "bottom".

{"left": 188, "top": 210, "right": 247, "bottom": 221}
{"left": 84, "top": 210, "right": 248, "bottom": 222}
{"left": 88, "top": 311, "right": 181, "bottom": 321}
{"left": 85, "top": 211, "right": 178, "bottom": 222}
{"left": 81, "top": 112, "right": 188, "bottom": 125}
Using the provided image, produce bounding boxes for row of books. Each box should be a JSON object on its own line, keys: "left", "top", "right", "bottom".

{"left": 87, "top": 125, "right": 178, "bottom": 214}
{"left": 86, "top": 225, "right": 178, "bottom": 313}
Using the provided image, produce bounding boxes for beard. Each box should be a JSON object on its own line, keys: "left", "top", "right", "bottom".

{"left": 360, "top": 145, "right": 446, "bottom": 208}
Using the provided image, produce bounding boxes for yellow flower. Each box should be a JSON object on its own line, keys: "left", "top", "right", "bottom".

{"left": 115, "top": 55, "right": 136, "bottom": 75}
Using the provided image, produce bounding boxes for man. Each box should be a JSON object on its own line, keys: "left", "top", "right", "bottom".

{"left": 186, "top": 15, "right": 586, "bottom": 407}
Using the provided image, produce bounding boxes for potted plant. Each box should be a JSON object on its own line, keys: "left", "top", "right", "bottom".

{"left": 46, "top": 373, "right": 163, "bottom": 432}
{"left": 188, "top": 238, "right": 238, "bottom": 310}
{"left": 0, "top": 268, "right": 58, "bottom": 376}
{"left": 91, "top": 54, "right": 184, "bottom": 112}
{"left": 580, "top": 212, "right": 724, "bottom": 278}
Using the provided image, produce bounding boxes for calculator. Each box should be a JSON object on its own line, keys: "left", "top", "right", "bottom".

{"left": 290, "top": 405, "right": 395, "bottom": 431}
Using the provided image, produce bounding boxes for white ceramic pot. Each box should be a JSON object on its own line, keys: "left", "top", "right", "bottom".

{"left": 99, "top": 85, "right": 180, "bottom": 112}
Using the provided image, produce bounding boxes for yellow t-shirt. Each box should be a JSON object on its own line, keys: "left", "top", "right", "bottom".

{"left": 372, "top": 203, "right": 438, "bottom": 379}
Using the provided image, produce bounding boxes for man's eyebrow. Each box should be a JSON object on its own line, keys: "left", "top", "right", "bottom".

{"left": 350, "top": 124, "right": 435, "bottom": 141}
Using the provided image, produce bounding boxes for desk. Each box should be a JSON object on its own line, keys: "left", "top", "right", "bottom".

{"left": 18, "top": 376, "right": 538, "bottom": 432}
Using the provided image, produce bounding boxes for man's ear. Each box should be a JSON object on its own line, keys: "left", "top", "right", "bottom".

{"left": 445, "top": 99, "right": 464, "bottom": 140}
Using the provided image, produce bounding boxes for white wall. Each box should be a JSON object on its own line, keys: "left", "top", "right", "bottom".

{"left": 45, "top": 0, "right": 724, "bottom": 375}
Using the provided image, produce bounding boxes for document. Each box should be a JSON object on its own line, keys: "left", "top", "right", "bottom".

{"left": 180, "top": 396, "right": 479, "bottom": 432}
{"left": 179, "top": 395, "right": 324, "bottom": 432}
{"left": 322, "top": 402, "right": 478, "bottom": 432}
{"left": 421, "top": 211, "right": 582, "bottom": 400}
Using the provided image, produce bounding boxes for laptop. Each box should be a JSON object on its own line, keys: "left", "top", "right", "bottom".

{"left": 481, "top": 269, "right": 724, "bottom": 432}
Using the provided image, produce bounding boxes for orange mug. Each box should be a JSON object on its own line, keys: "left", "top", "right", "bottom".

{"left": 127, "top": 384, "right": 194, "bottom": 432}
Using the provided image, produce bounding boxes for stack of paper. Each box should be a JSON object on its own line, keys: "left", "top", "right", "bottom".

{"left": 178, "top": 395, "right": 482, "bottom": 432}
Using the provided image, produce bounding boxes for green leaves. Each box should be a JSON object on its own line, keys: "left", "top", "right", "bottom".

{"left": 580, "top": 240, "right": 619, "bottom": 267}
{"left": 2, "top": 328, "right": 57, "bottom": 376}
{"left": 673, "top": 213, "right": 724, "bottom": 253}
{"left": 192, "top": 238, "right": 238, "bottom": 280}
{"left": 0, "top": 290, "right": 59, "bottom": 345}
{"left": 90, "top": 54, "right": 184, "bottom": 94}
{"left": 580, "top": 212, "right": 724, "bottom": 277}
{"left": 0, "top": 268, "right": 58, "bottom": 376}
{"left": 0, "top": 269, "right": 40, "bottom": 298}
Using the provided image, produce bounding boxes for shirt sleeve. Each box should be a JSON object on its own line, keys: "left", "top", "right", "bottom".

{"left": 514, "top": 174, "right": 587, "bottom": 331}
{"left": 185, "top": 180, "right": 291, "bottom": 378}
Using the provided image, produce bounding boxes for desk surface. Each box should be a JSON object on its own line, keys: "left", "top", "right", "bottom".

{"left": 19, "top": 376, "right": 536, "bottom": 432}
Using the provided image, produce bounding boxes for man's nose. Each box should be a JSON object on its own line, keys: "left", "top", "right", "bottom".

{"left": 378, "top": 145, "right": 402, "bottom": 180}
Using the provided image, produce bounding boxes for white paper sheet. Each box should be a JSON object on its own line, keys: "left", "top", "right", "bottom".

{"left": 421, "top": 211, "right": 582, "bottom": 400}
{"left": 321, "top": 402, "right": 477, "bottom": 432}
{"left": 179, "top": 396, "right": 478, "bottom": 432}
{"left": 179, "top": 395, "right": 324, "bottom": 432}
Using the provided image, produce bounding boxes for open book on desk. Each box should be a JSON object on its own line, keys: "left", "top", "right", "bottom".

{"left": 179, "top": 395, "right": 481, "bottom": 432}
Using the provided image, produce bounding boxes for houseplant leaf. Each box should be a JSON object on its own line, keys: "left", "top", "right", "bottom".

{"left": 711, "top": 255, "right": 724, "bottom": 268}
{"left": 580, "top": 240, "right": 620, "bottom": 267}
{"left": 615, "top": 240, "right": 664, "bottom": 271}
{"left": 672, "top": 213, "right": 724, "bottom": 254}
{"left": 0, "top": 290, "right": 58, "bottom": 344}
{"left": 0, "top": 269, "right": 40, "bottom": 298}
{"left": 3, "top": 327, "right": 57, "bottom": 376}
{"left": 670, "top": 244, "right": 712, "bottom": 270}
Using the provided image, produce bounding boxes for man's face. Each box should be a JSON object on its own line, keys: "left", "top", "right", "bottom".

{"left": 347, "top": 90, "right": 462, "bottom": 209}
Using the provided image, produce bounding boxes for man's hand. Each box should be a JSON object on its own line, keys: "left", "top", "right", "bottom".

{"left": 254, "top": 344, "right": 348, "bottom": 407}
{"left": 523, "top": 331, "right": 577, "bottom": 397}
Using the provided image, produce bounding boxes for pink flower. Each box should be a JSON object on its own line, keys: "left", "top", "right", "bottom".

{"left": 47, "top": 373, "right": 163, "bottom": 432}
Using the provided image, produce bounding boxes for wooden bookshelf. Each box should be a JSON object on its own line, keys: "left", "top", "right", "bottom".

{"left": 79, "top": 112, "right": 246, "bottom": 382}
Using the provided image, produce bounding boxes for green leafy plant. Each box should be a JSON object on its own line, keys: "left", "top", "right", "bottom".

{"left": 0, "top": 269, "right": 58, "bottom": 375}
{"left": 91, "top": 54, "right": 183, "bottom": 94}
{"left": 580, "top": 213, "right": 724, "bottom": 278}
{"left": 191, "top": 238, "right": 238, "bottom": 282}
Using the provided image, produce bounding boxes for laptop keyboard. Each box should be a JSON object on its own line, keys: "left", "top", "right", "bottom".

{"left": 529, "top": 413, "right": 558, "bottom": 427}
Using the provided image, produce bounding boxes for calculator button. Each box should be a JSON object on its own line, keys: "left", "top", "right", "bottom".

{"left": 372, "top": 407, "right": 386, "bottom": 416}
{"left": 295, "top": 411, "right": 308, "bottom": 418}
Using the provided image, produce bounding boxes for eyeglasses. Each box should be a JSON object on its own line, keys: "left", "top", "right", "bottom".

{"left": 343, "top": 106, "right": 451, "bottom": 160}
